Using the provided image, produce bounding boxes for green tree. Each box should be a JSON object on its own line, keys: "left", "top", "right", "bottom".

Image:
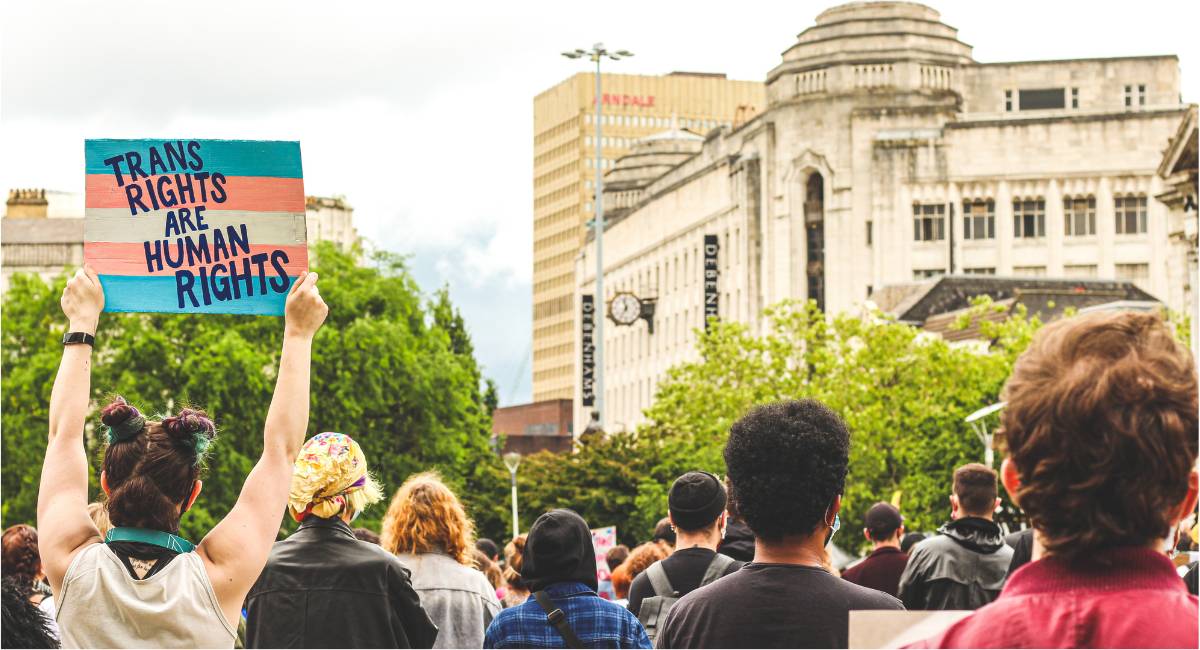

{"left": 460, "top": 299, "right": 1045, "bottom": 550}
{"left": 1, "top": 242, "right": 495, "bottom": 539}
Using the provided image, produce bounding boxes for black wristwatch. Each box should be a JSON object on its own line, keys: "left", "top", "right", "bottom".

{"left": 62, "top": 332, "right": 95, "bottom": 347}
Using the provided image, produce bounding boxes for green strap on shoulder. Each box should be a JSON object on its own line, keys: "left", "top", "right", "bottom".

{"left": 104, "top": 527, "right": 195, "bottom": 553}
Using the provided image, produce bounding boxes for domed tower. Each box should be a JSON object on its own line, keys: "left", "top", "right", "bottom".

{"left": 601, "top": 124, "right": 704, "bottom": 227}
{"left": 762, "top": 1, "right": 974, "bottom": 314}
{"left": 768, "top": 1, "right": 973, "bottom": 106}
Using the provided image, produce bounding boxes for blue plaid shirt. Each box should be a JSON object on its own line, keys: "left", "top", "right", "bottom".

{"left": 484, "top": 581, "right": 651, "bottom": 649}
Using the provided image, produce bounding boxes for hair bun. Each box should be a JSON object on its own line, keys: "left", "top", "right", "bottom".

{"left": 163, "top": 408, "right": 216, "bottom": 463}
{"left": 101, "top": 397, "right": 145, "bottom": 443}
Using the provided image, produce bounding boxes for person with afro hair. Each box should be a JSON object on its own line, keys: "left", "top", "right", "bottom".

{"left": 655, "top": 399, "right": 901, "bottom": 649}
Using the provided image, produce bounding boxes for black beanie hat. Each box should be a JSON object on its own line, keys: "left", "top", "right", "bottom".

{"left": 668, "top": 471, "right": 728, "bottom": 531}
{"left": 521, "top": 509, "right": 598, "bottom": 592}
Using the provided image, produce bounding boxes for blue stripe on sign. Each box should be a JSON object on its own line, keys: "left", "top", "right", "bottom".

{"left": 85, "top": 139, "right": 303, "bottom": 179}
{"left": 99, "top": 274, "right": 296, "bottom": 315}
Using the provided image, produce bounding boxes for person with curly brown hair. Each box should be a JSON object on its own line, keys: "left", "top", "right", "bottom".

{"left": 912, "top": 311, "right": 1199, "bottom": 648}
{"left": 382, "top": 471, "right": 500, "bottom": 648}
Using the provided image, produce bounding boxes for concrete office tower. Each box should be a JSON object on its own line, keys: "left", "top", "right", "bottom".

{"left": 532, "top": 72, "right": 765, "bottom": 402}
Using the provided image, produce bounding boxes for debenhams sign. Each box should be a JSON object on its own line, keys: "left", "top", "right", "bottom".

{"left": 704, "top": 234, "right": 719, "bottom": 330}
{"left": 581, "top": 294, "right": 595, "bottom": 407}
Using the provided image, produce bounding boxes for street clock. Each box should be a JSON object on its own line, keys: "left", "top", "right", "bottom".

{"left": 608, "top": 292, "right": 642, "bottom": 326}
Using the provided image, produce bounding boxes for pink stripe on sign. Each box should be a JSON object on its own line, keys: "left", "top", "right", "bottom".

{"left": 85, "top": 242, "right": 309, "bottom": 276}
{"left": 85, "top": 174, "right": 306, "bottom": 212}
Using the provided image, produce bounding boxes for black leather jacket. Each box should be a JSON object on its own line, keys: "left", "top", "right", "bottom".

{"left": 897, "top": 517, "right": 1014, "bottom": 611}
{"left": 246, "top": 517, "right": 438, "bottom": 648}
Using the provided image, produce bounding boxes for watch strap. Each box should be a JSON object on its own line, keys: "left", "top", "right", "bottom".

{"left": 62, "top": 331, "right": 95, "bottom": 346}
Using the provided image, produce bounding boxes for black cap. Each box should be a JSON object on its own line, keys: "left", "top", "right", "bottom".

{"left": 668, "top": 471, "right": 728, "bottom": 531}
{"left": 864, "top": 502, "right": 903, "bottom": 541}
{"left": 521, "top": 509, "right": 598, "bottom": 592}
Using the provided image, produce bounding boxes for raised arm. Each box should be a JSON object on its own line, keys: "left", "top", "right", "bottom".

{"left": 198, "top": 272, "right": 327, "bottom": 625}
{"left": 38, "top": 267, "right": 106, "bottom": 595}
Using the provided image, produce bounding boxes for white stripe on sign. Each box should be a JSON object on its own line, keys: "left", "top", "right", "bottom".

{"left": 85, "top": 208, "right": 307, "bottom": 245}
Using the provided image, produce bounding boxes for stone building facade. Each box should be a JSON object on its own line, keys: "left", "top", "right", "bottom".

{"left": 1155, "top": 105, "right": 1198, "bottom": 364}
{"left": 574, "top": 1, "right": 1195, "bottom": 431}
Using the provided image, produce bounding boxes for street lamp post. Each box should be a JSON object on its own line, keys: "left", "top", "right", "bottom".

{"left": 964, "top": 401, "right": 1006, "bottom": 468}
{"left": 562, "top": 43, "right": 633, "bottom": 431}
{"left": 503, "top": 452, "right": 522, "bottom": 540}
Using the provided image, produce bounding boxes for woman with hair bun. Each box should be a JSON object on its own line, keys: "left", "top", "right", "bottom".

{"left": 38, "top": 266, "right": 328, "bottom": 649}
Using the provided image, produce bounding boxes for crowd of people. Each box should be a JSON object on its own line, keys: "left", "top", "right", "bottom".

{"left": 1, "top": 266, "right": 1198, "bottom": 649}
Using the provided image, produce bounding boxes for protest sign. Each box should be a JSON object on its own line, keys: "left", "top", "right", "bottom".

{"left": 848, "top": 610, "right": 972, "bottom": 648}
{"left": 591, "top": 526, "right": 617, "bottom": 599}
{"left": 84, "top": 139, "right": 308, "bottom": 315}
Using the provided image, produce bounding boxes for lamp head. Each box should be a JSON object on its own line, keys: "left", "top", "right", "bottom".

{"left": 503, "top": 452, "right": 522, "bottom": 473}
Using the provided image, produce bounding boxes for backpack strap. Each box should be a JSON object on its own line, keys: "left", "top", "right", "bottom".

{"left": 645, "top": 561, "right": 679, "bottom": 598}
{"left": 700, "top": 553, "right": 736, "bottom": 587}
{"left": 533, "top": 591, "right": 585, "bottom": 650}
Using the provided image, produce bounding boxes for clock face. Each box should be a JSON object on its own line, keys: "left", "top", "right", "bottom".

{"left": 609, "top": 293, "right": 642, "bottom": 325}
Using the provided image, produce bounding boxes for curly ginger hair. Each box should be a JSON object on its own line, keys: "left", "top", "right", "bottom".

{"left": 380, "top": 471, "right": 476, "bottom": 566}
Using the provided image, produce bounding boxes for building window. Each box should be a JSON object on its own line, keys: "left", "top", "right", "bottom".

{"left": 1116, "top": 263, "right": 1150, "bottom": 283}
{"left": 866, "top": 220, "right": 873, "bottom": 246}
{"left": 1013, "top": 265, "right": 1047, "bottom": 277}
{"left": 1063, "top": 195, "right": 1096, "bottom": 236}
{"left": 913, "top": 268, "right": 945, "bottom": 280}
{"left": 964, "top": 267, "right": 996, "bottom": 275}
{"left": 962, "top": 199, "right": 995, "bottom": 240}
{"left": 1013, "top": 198, "right": 1046, "bottom": 238}
{"left": 1114, "top": 195, "right": 1147, "bottom": 234}
{"left": 1071, "top": 87, "right": 1079, "bottom": 109}
{"left": 1004, "top": 90, "right": 1013, "bottom": 112}
{"left": 913, "top": 203, "right": 946, "bottom": 241}
{"left": 1123, "top": 85, "right": 1146, "bottom": 108}
{"left": 1019, "top": 88, "right": 1065, "bottom": 110}
{"left": 1063, "top": 264, "right": 1098, "bottom": 278}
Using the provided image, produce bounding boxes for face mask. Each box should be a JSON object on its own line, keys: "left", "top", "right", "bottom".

{"left": 824, "top": 514, "right": 841, "bottom": 547}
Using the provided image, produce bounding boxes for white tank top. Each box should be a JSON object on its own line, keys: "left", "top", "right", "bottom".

{"left": 56, "top": 543, "right": 236, "bottom": 649}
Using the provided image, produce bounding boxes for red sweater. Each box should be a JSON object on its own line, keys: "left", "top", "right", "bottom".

{"left": 909, "top": 546, "right": 1198, "bottom": 648}
{"left": 842, "top": 545, "right": 908, "bottom": 598}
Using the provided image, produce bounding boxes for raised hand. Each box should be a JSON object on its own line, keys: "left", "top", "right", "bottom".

{"left": 284, "top": 271, "right": 329, "bottom": 339}
{"left": 61, "top": 266, "right": 104, "bottom": 333}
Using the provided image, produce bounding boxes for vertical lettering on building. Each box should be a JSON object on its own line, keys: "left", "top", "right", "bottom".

{"left": 703, "top": 234, "right": 719, "bottom": 330}
{"left": 581, "top": 294, "right": 595, "bottom": 406}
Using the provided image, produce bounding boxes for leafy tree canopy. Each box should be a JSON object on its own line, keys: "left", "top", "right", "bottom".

{"left": 1, "top": 242, "right": 498, "bottom": 540}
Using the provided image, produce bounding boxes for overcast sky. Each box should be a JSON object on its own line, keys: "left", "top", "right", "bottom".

{"left": 3, "top": 0, "right": 1197, "bottom": 405}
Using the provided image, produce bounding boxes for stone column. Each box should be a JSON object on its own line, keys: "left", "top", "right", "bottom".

{"left": 997, "top": 180, "right": 1013, "bottom": 274}
{"left": 1097, "top": 177, "right": 1115, "bottom": 277}
{"left": 1047, "top": 179, "right": 1065, "bottom": 276}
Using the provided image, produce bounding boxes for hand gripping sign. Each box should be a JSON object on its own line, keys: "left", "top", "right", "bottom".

{"left": 84, "top": 139, "right": 308, "bottom": 315}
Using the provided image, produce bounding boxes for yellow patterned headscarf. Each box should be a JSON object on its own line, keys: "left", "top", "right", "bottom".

{"left": 288, "top": 432, "right": 383, "bottom": 521}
